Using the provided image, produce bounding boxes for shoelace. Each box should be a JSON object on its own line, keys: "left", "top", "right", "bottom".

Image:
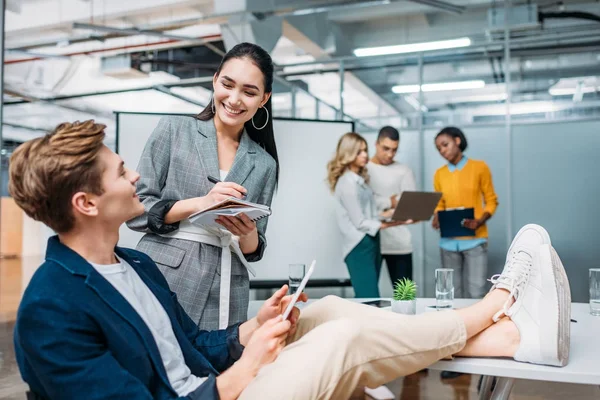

{"left": 488, "top": 250, "right": 532, "bottom": 321}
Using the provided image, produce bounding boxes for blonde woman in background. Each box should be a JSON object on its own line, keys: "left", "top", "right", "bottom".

{"left": 328, "top": 133, "right": 409, "bottom": 297}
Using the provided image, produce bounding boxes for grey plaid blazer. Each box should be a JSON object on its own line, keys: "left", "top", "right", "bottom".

{"left": 127, "top": 115, "right": 277, "bottom": 330}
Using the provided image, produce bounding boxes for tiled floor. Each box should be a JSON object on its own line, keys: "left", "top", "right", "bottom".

{"left": 1, "top": 256, "right": 599, "bottom": 399}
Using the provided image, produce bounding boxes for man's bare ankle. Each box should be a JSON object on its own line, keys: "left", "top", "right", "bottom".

{"left": 499, "top": 318, "right": 521, "bottom": 356}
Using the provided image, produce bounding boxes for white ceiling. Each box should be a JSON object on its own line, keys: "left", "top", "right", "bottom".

{"left": 3, "top": 0, "right": 600, "bottom": 142}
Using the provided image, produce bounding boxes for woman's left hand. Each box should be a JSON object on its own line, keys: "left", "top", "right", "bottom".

{"left": 256, "top": 285, "right": 307, "bottom": 336}
{"left": 216, "top": 213, "right": 257, "bottom": 237}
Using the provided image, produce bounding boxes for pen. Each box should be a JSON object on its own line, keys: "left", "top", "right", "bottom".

{"left": 207, "top": 175, "right": 247, "bottom": 199}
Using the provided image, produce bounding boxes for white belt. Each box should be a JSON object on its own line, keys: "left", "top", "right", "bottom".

{"left": 160, "top": 220, "right": 256, "bottom": 329}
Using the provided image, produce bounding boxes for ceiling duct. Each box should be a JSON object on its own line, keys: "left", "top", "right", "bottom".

{"left": 488, "top": 4, "right": 540, "bottom": 32}
{"left": 215, "top": 0, "right": 365, "bottom": 55}
{"left": 101, "top": 54, "right": 148, "bottom": 79}
{"left": 284, "top": 12, "right": 352, "bottom": 56}
{"left": 131, "top": 44, "right": 226, "bottom": 81}
{"left": 220, "top": 14, "right": 284, "bottom": 53}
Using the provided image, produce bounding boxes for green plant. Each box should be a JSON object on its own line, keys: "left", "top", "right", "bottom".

{"left": 393, "top": 278, "right": 417, "bottom": 301}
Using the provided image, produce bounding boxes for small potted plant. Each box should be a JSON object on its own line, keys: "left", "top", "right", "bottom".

{"left": 392, "top": 278, "right": 417, "bottom": 315}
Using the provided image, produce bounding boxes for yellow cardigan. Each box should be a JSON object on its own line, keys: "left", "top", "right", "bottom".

{"left": 433, "top": 158, "right": 499, "bottom": 239}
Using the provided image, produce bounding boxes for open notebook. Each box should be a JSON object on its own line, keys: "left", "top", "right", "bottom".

{"left": 188, "top": 197, "right": 272, "bottom": 229}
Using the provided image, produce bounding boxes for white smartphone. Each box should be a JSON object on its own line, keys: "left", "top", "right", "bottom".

{"left": 281, "top": 260, "right": 316, "bottom": 320}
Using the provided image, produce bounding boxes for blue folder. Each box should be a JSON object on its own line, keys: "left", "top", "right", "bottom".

{"left": 438, "top": 208, "right": 476, "bottom": 238}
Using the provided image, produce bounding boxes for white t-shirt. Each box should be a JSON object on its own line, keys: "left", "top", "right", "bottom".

{"left": 367, "top": 161, "right": 417, "bottom": 255}
{"left": 89, "top": 256, "right": 206, "bottom": 396}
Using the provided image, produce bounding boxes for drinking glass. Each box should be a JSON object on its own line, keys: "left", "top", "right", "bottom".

{"left": 288, "top": 264, "right": 305, "bottom": 295}
{"left": 435, "top": 268, "right": 454, "bottom": 309}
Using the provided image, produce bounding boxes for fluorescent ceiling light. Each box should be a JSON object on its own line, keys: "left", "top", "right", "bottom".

{"left": 354, "top": 37, "right": 471, "bottom": 57}
{"left": 549, "top": 87, "right": 597, "bottom": 96}
{"left": 392, "top": 80, "right": 485, "bottom": 94}
{"left": 548, "top": 76, "right": 598, "bottom": 96}
{"left": 392, "top": 85, "right": 421, "bottom": 94}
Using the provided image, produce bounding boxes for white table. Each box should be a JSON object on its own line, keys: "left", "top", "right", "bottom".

{"left": 248, "top": 298, "right": 600, "bottom": 400}
{"left": 420, "top": 299, "right": 600, "bottom": 400}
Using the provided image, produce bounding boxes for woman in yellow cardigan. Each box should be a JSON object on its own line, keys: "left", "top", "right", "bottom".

{"left": 432, "top": 127, "right": 499, "bottom": 299}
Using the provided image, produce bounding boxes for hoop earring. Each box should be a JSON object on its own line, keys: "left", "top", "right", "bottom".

{"left": 252, "top": 106, "right": 269, "bottom": 130}
{"left": 211, "top": 97, "right": 215, "bottom": 114}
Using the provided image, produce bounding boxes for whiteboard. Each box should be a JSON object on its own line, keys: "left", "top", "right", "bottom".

{"left": 116, "top": 112, "right": 354, "bottom": 280}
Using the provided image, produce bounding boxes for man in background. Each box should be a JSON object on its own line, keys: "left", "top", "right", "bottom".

{"left": 368, "top": 126, "right": 417, "bottom": 287}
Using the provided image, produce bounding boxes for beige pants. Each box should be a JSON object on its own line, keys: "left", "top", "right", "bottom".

{"left": 238, "top": 296, "right": 467, "bottom": 400}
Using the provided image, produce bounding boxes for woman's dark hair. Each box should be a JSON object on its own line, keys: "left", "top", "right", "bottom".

{"left": 435, "top": 126, "right": 468, "bottom": 152}
{"left": 197, "top": 42, "right": 278, "bottom": 183}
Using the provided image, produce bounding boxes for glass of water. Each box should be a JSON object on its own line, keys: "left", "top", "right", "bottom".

{"left": 435, "top": 268, "right": 454, "bottom": 309}
{"left": 590, "top": 268, "right": 600, "bottom": 316}
{"left": 288, "top": 264, "right": 305, "bottom": 294}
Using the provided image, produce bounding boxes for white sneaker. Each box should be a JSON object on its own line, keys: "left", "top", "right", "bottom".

{"left": 489, "top": 224, "right": 571, "bottom": 367}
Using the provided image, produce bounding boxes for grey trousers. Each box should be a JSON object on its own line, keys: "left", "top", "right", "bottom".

{"left": 440, "top": 243, "right": 488, "bottom": 298}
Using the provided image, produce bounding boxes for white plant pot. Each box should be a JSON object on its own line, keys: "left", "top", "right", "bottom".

{"left": 391, "top": 299, "right": 416, "bottom": 315}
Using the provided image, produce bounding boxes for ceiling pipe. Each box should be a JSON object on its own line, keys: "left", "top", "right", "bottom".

{"left": 539, "top": 11, "right": 600, "bottom": 25}
{"left": 10, "top": 33, "right": 137, "bottom": 52}
{"left": 4, "top": 76, "right": 214, "bottom": 105}
{"left": 5, "top": 34, "right": 222, "bottom": 64}
{"left": 4, "top": 87, "right": 113, "bottom": 118}
{"left": 72, "top": 23, "right": 225, "bottom": 56}
{"left": 3, "top": 122, "right": 48, "bottom": 132}
{"left": 405, "top": 0, "right": 465, "bottom": 15}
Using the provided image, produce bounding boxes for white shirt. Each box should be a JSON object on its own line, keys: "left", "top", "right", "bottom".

{"left": 367, "top": 161, "right": 417, "bottom": 255}
{"left": 334, "top": 171, "right": 381, "bottom": 259}
{"left": 89, "top": 256, "right": 206, "bottom": 396}
{"left": 219, "top": 169, "right": 228, "bottom": 181}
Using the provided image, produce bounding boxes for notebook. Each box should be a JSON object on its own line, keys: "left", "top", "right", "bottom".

{"left": 438, "top": 208, "right": 476, "bottom": 238}
{"left": 188, "top": 197, "right": 272, "bottom": 229}
{"left": 390, "top": 191, "right": 442, "bottom": 222}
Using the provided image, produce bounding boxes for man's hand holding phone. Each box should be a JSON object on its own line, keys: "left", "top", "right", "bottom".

{"left": 256, "top": 285, "right": 307, "bottom": 336}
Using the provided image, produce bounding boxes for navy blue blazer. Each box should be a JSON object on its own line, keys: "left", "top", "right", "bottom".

{"left": 14, "top": 236, "right": 245, "bottom": 399}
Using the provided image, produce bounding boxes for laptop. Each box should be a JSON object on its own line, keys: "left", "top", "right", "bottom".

{"left": 391, "top": 191, "right": 442, "bottom": 222}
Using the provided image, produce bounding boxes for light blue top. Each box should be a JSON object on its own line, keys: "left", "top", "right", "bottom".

{"left": 439, "top": 156, "right": 487, "bottom": 252}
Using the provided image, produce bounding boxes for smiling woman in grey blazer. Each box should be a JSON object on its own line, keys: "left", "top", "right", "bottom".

{"left": 127, "top": 43, "right": 278, "bottom": 331}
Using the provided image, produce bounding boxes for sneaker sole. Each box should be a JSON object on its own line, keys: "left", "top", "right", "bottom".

{"left": 538, "top": 244, "right": 571, "bottom": 367}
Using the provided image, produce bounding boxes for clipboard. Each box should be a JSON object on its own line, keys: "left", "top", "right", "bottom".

{"left": 438, "top": 208, "right": 476, "bottom": 238}
{"left": 391, "top": 191, "right": 442, "bottom": 222}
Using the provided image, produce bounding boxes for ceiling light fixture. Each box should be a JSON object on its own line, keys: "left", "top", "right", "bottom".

{"left": 354, "top": 37, "right": 471, "bottom": 57}
{"left": 392, "top": 80, "right": 485, "bottom": 94}
{"left": 549, "top": 87, "right": 596, "bottom": 96}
